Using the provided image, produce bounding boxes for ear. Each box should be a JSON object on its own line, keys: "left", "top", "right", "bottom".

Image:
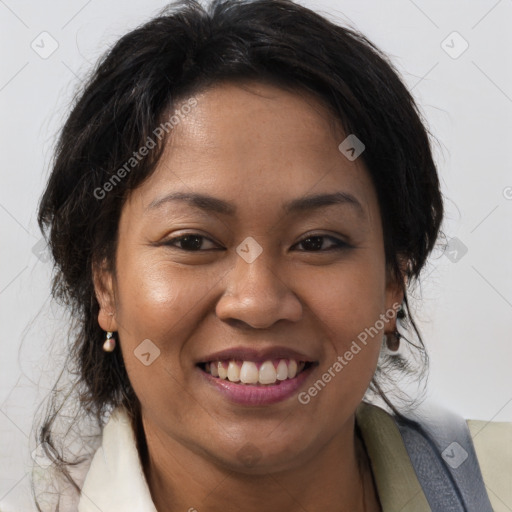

{"left": 92, "top": 258, "right": 119, "bottom": 332}
{"left": 384, "top": 256, "right": 407, "bottom": 329}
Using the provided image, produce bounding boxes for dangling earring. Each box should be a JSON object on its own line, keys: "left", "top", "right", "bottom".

{"left": 102, "top": 331, "right": 116, "bottom": 352}
{"left": 383, "top": 329, "right": 401, "bottom": 352}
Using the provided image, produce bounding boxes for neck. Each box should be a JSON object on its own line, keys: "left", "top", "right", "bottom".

{"left": 139, "top": 414, "right": 380, "bottom": 512}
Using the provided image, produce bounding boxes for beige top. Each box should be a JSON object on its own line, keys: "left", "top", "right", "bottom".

{"left": 76, "top": 402, "right": 512, "bottom": 511}
{"left": 355, "top": 402, "right": 512, "bottom": 511}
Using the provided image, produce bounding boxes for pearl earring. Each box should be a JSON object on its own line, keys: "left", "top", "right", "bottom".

{"left": 102, "top": 331, "right": 116, "bottom": 352}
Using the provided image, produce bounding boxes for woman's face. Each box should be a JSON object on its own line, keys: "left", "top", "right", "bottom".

{"left": 97, "top": 80, "right": 403, "bottom": 473}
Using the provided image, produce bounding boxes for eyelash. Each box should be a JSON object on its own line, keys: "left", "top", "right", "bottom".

{"left": 161, "top": 233, "right": 350, "bottom": 252}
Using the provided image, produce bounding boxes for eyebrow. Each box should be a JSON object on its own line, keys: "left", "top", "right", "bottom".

{"left": 146, "top": 191, "right": 365, "bottom": 219}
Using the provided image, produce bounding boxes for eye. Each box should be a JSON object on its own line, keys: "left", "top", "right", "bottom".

{"left": 293, "top": 235, "right": 349, "bottom": 252}
{"left": 162, "top": 234, "right": 221, "bottom": 251}
{"left": 160, "top": 233, "right": 350, "bottom": 252}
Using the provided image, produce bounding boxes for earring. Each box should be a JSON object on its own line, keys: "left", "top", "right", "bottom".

{"left": 383, "top": 329, "right": 401, "bottom": 352}
{"left": 102, "top": 331, "right": 116, "bottom": 352}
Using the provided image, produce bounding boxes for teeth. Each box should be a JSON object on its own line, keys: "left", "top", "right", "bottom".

{"left": 276, "top": 359, "right": 288, "bottom": 381}
{"left": 227, "top": 361, "right": 241, "bottom": 382}
{"left": 206, "top": 358, "right": 308, "bottom": 385}
{"left": 259, "top": 361, "right": 277, "bottom": 384}
{"left": 288, "top": 359, "right": 298, "bottom": 379}
{"left": 240, "top": 361, "right": 259, "bottom": 384}
{"left": 217, "top": 362, "right": 227, "bottom": 380}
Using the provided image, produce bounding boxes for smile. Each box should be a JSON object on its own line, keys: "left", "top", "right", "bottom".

{"left": 197, "top": 358, "right": 318, "bottom": 406}
{"left": 199, "top": 358, "right": 313, "bottom": 385}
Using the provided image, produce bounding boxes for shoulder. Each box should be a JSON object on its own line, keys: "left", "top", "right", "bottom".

{"left": 357, "top": 401, "right": 512, "bottom": 511}
{"left": 79, "top": 406, "right": 158, "bottom": 512}
{"left": 467, "top": 418, "right": 512, "bottom": 512}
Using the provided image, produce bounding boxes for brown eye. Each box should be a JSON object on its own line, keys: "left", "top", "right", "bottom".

{"left": 163, "top": 234, "right": 220, "bottom": 251}
{"left": 295, "top": 235, "right": 349, "bottom": 252}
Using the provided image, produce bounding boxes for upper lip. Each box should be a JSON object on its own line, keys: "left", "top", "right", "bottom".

{"left": 197, "top": 345, "right": 317, "bottom": 364}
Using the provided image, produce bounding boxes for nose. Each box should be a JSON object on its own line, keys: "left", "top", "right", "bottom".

{"left": 215, "top": 250, "right": 303, "bottom": 329}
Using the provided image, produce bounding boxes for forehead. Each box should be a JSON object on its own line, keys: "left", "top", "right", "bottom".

{"left": 125, "top": 81, "right": 379, "bottom": 225}
{"left": 168, "top": 80, "right": 344, "bottom": 159}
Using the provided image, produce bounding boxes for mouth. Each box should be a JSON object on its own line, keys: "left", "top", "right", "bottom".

{"left": 197, "top": 358, "right": 316, "bottom": 386}
{"left": 196, "top": 350, "right": 318, "bottom": 406}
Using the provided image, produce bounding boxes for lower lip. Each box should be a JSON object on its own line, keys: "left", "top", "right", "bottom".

{"left": 199, "top": 365, "right": 315, "bottom": 406}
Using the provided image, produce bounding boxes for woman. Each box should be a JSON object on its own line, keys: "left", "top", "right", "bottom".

{"left": 33, "top": 0, "right": 511, "bottom": 511}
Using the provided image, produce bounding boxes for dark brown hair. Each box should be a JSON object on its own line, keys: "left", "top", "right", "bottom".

{"left": 34, "top": 0, "right": 444, "bottom": 508}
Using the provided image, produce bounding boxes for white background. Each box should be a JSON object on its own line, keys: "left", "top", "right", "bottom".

{"left": 1, "top": 0, "right": 511, "bottom": 509}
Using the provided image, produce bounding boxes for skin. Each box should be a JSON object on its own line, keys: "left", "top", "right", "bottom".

{"left": 95, "top": 80, "right": 404, "bottom": 512}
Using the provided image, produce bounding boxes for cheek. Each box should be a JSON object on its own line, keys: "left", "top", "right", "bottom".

{"left": 299, "top": 252, "right": 386, "bottom": 403}
{"left": 112, "top": 255, "right": 217, "bottom": 403}
{"left": 113, "top": 256, "right": 210, "bottom": 421}
{"left": 303, "top": 253, "right": 387, "bottom": 340}
{"left": 115, "top": 254, "right": 210, "bottom": 342}
{"left": 297, "top": 265, "right": 385, "bottom": 422}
